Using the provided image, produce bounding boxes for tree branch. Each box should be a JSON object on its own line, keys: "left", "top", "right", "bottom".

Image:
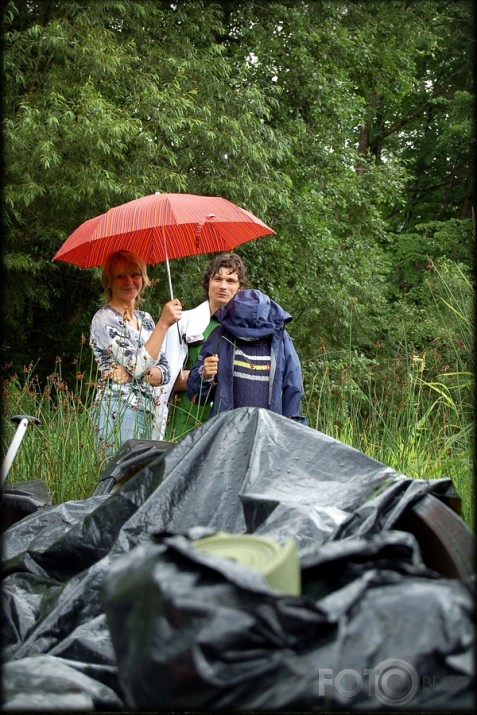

{"left": 368, "top": 62, "right": 471, "bottom": 153}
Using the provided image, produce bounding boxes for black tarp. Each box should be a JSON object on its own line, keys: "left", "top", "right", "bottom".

{"left": 0, "top": 479, "right": 52, "bottom": 532}
{"left": 1, "top": 407, "right": 475, "bottom": 710}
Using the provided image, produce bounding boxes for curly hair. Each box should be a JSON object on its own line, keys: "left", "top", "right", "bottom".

{"left": 201, "top": 253, "right": 249, "bottom": 296}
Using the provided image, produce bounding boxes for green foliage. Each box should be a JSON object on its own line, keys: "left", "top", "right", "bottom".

{"left": 2, "top": 348, "right": 103, "bottom": 503}
{"left": 386, "top": 218, "right": 472, "bottom": 303}
{"left": 3, "top": 0, "right": 292, "bottom": 381}
{"left": 3, "top": 0, "right": 473, "bottom": 384}
{"left": 302, "top": 256, "right": 474, "bottom": 528}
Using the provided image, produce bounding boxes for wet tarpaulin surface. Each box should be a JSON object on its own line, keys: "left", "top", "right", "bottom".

{"left": 1, "top": 407, "right": 475, "bottom": 710}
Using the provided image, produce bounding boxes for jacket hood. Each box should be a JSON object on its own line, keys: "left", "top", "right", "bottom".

{"left": 213, "top": 289, "right": 292, "bottom": 339}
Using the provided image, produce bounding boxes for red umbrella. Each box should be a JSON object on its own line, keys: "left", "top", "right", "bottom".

{"left": 53, "top": 192, "right": 275, "bottom": 296}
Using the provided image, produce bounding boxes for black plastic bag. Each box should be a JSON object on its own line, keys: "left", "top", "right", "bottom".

{"left": 2, "top": 408, "right": 474, "bottom": 710}
{"left": 100, "top": 531, "right": 474, "bottom": 710}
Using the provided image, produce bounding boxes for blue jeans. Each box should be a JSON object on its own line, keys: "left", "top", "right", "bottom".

{"left": 92, "top": 399, "right": 154, "bottom": 457}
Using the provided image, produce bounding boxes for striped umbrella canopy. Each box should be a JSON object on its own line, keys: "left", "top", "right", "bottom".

{"left": 53, "top": 193, "right": 275, "bottom": 295}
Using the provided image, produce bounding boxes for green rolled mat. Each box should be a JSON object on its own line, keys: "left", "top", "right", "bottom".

{"left": 192, "top": 532, "right": 301, "bottom": 596}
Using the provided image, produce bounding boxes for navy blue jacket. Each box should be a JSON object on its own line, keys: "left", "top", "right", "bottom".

{"left": 187, "top": 289, "right": 304, "bottom": 419}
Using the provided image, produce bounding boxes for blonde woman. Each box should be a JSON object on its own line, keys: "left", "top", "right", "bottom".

{"left": 89, "top": 250, "right": 182, "bottom": 455}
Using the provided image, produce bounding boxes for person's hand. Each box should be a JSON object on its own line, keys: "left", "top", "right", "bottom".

{"left": 203, "top": 354, "right": 219, "bottom": 380}
{"left": 107, "top": 364, "right": 132, "bottom": 384}
{"left": 144, "top": 367, "right": 163, "bottom": 386}
{"left": 158, "top": 299, "right": 183, "bottom": 328}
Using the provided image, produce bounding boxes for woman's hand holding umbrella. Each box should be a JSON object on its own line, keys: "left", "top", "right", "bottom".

{"left": 143, "top": 298, "right": 183, "bottom": 362}
{"left": 157, "top": 298, "right": 183, "bottom": 332}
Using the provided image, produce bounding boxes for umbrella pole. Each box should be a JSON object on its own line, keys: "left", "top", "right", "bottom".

{"left": 165, "top": 256, "right": 174, "bottom": 300}
{"left": 163, "top": 248, "right": 184, "bottom": 379}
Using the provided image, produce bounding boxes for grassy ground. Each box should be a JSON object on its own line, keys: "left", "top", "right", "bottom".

{"left": 302, "top": 350, "right": 473, "bottom": 528}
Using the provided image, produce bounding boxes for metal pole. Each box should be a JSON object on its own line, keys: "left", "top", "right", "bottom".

{"left": 1, "top": 416, "right": 40, "bottom": 485}
{"left": 161, "top": 229, "right": 183, "bottom": 372}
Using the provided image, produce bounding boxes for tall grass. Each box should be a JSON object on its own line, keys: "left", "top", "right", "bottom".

{"left": 302, "top": 261, "right": 474, "bottom": 529}
{"left": 1, "top": 341, "right": 104, "bottom": 503}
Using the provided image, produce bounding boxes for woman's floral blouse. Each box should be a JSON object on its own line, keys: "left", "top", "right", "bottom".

{"left": 90, "top": 305, "right": 171, "bottom": 414}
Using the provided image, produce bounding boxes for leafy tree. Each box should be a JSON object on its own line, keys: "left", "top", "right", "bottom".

{"left": 213, "top": 0, "right": 474, "bottom": 362}
{"left": 2, "top": 0, "right": 292, "bottom": 378}
{"left": 2, "top": 0, "right": 474, "bottom": 389}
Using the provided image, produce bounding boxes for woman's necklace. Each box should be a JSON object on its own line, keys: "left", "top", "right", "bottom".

{"left": 108, "top": 303, "right": 138, "bottom": 329}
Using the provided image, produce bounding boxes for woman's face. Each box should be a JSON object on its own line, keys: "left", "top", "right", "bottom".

{"left": 110, "top": 262, "right": 144, "bottom": 304}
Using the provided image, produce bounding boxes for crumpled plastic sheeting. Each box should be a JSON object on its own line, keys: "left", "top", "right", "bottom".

{"left": 101, "top": 532, "right": 474, "bottom": 711}
{"left": 1, "top": 407, "right": 474, "bottom": 710}
{"left": 1, "top": 479, "right": 52, "bottom": 532}
{"left": 1, "top": 654, "right": 123, "bottom": 711}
